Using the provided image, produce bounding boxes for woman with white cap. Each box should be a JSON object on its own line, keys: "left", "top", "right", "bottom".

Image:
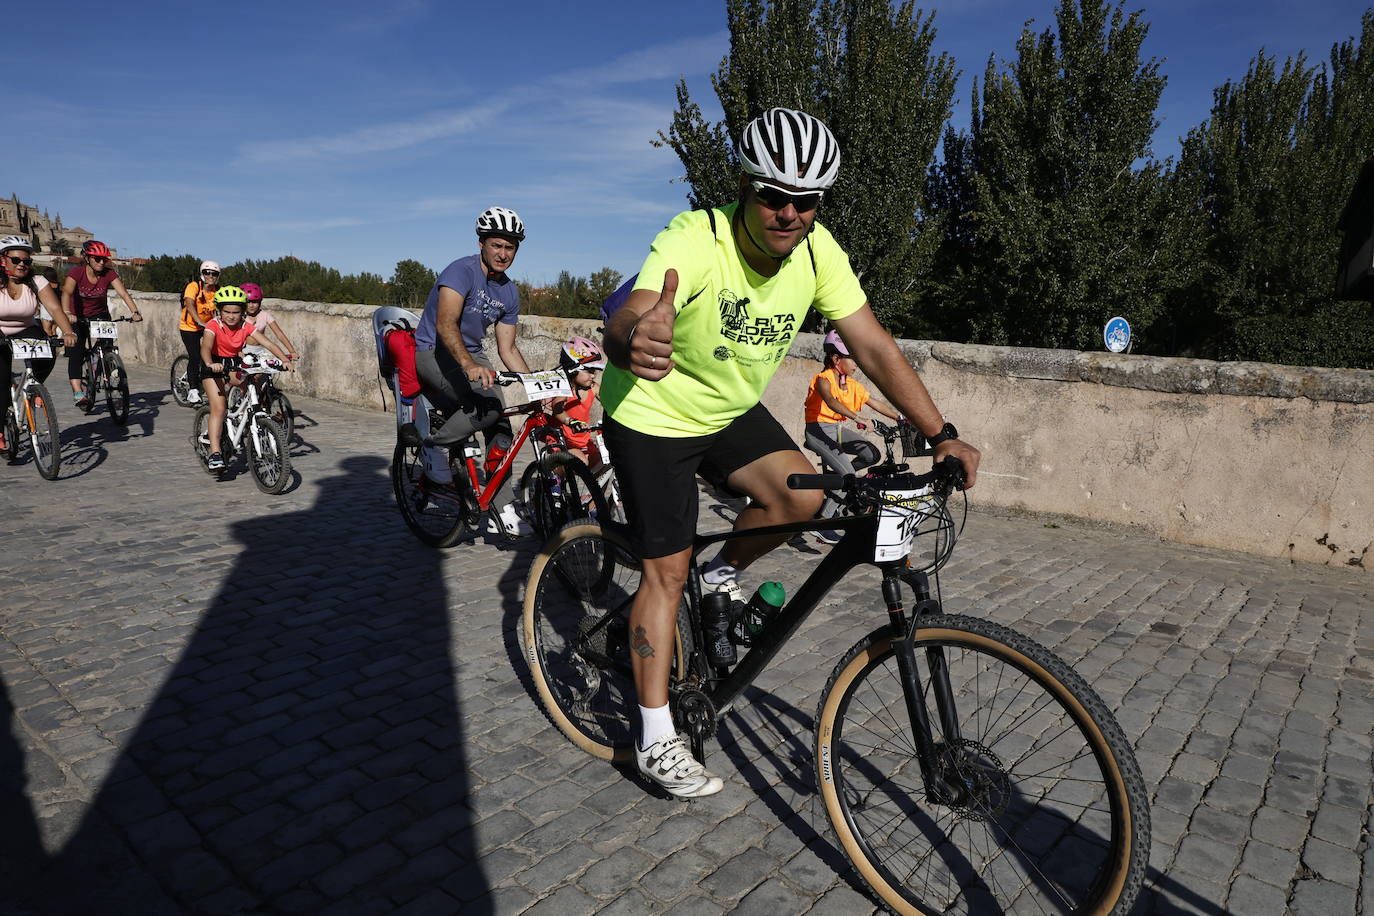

{"left": 179, "top": 260, "right": 221, "bottom": 404}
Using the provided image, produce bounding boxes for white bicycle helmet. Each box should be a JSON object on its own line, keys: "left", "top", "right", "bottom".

{"left": 0, "top": 235, "right": 35, "bottom": 254}
{"left": 476, "top": 207, "right": 526, "bottom": 241}
{"left": 736, "top": 108, "right": 841, "bottom": 191}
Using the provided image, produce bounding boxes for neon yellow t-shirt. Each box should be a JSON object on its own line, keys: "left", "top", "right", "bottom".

{"left": 601, "top": 204, "right": 867, "bottom": 436}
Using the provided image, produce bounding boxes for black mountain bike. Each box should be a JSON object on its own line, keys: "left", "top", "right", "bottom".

{"left": 77, "top": 316, "right": 132, "bottom": 423}
{"left": 522, "top": 427, "right": 1149, "bottom": 915}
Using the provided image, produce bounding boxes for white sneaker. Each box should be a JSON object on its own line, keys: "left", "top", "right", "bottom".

{"left": 186, "top": 389, "right": 202, "bottom": 404}
{"left": 487, "top": 502, "right": 533, "bottom": 537}
{"left": 636, "top": 734, "right": 724, "bottom": 798}
{"left": 701, "top": 572, "right": 744, "bottom": 605}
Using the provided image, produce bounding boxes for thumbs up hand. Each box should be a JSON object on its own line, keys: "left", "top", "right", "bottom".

{"left": 629, "top": 269, "right": 678, "bottom": 381}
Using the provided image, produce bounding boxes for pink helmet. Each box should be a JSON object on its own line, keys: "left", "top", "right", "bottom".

{"left": 822, "top": 330, "right": 849, "bottom": 357}
{"left": 239, "top": 282, "right": 264, "bottom": 302}
{"left": 560, "top": 336, "right": 605, "bottom": 371}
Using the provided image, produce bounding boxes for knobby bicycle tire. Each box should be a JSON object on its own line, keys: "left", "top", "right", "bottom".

{"left": 106, "top": 353, "right": 129, "bottom": 424}
{"left": 815, "top": 614, "right": 1149, "bottom": 916}
{"left": 1, "top": 404, "right": 20, "bottom": 461}
{"left": 521, "top": 452, "right": 611, "bottom": 541}
{"left": 80, "top": 358, "right": 96, "bottom": 414}
{"left": 522, "top": 522, "right": 688, "bottom": 761}
{"left": 266, "top": 389, "right": 294, "bottom": 442}
{"left": 248, "top": 415, "right": 292, "bottom": 494}
{"left": 26, "top": 384, "right": 61, "bottom": 480}
{"left": 390, "top": 440, "right": 471, "bottom": 548}
{"left": 170, "top": 355, "right": 193, "bottom": 408}
{"left": 192, "top": 406, "right": 217, "bottom": 474}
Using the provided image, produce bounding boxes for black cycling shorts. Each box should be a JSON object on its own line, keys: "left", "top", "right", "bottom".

{"left": 603, "top": 402, "right": 799, "bottom": 559}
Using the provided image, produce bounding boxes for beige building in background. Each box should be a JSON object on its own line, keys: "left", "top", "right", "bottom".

{"left": 0, "top": 194, "right": 95, "bottom": 253}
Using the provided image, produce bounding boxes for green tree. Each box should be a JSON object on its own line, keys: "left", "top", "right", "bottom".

{"left": 928, "top": 0, "right": 1195, "bottom": 351}
{"left": 48, "top": 237, "right": 73, "bottom": 257}
{"left": 1174, "top": 10, "right": 1374, "bottom": 367}
{"left": 387, "top": 259, "right": 438, "bottom": 310}
{"left": 655, "top": 0, "right": 957, "bottom": 333}
{"left": 140, "top": 254, "right": 204, "bottom": 293}
{"left": 587, "top": 267, "right": 624, "bottom": 309}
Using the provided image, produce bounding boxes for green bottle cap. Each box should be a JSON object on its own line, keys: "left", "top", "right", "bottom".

{"left": 759, "top": 581, "right": 785, "bottom": 608}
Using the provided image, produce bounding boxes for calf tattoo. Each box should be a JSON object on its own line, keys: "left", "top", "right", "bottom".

{"left": 632, "top": 625, "right": 655, "bottom": 658}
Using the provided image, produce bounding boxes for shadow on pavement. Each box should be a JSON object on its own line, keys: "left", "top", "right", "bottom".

{"left": 10, "top": 454, "right": 493, "bottom": 913}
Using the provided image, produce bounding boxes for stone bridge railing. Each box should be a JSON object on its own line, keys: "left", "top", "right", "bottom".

{"left": 120, "top": 291, "right": 1373, "bottom": 570}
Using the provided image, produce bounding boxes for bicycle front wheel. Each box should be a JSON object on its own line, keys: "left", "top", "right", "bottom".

{"left": 248, "top": 416, "right": 291, "bottom": 494}
{"left": 815, "top": 615, "right": 1149, "bottom": 916}
{"left": 522, "top": 522, "right": 687, "bottom": 761}
{"left": 390, "top": 441, "right": 471, "bottom": 548}
{"left": 105, "top": 353, "right": 129, "bottom": 424}
{"left": 170, "top": 355, "right": 193, "bottom": 407}
{"left": 25, "top": 384, "right": 61, "bottom": 480}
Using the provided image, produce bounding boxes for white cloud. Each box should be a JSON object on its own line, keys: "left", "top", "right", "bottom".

{"left": 239, "top": 103, "right": 507, "bottom": 164}
{"left": 236, "top": 31, "right": 726, "bottom": 167}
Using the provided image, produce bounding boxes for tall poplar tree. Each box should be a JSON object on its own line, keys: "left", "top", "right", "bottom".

{"left": 656, "top": 0, "right": 957, "bottom": 334}
{"left": 927, "top": 0, "right": 1193, "bottom": 351}
{"left": 1176, "top": 11, "right": 1374, "bottom": 368}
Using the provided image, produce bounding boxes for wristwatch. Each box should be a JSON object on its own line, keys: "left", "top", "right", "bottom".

{"left": 926, "top": 421, "right": 958, "bottom": 446}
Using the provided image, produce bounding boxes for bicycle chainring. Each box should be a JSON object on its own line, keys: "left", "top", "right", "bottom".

{"left": 673, "top": 686, "right": 717, "bottom": 743}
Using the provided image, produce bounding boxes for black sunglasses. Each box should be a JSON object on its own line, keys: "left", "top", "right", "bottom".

{"left": 6, "top": 255, "right": 34, "bottom": 267}
{"left": 750, "top": 180, "right": 823, "bottom": 213}
{"left": 202, "top": 269, "right": 221, "bottom": 276}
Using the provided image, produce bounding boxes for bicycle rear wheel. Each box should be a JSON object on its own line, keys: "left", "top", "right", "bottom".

{"left": 105, "top": 352, "right": 129, "bottom": 424}
{"left": 248, "top": 416, "right": 291, "bottom": 494}
{"left": 522, "top": 522, "right": 688, "bottom": 761}
{"left": 25, "top": 384, "right": 61, "bottom": 480}
{"left": 170, "top": 355, "right": 193, "bottom": 407}
{"left": 265, "top": 389, "right": 294, "bottom": 441}
{"left": 1, "top": 405, "right": 19, "bottom": 461}
{"left": 79, "top": 357, "right": 96, "bottom": 413}
{"left": 390, "top": 441, "right": 472, "bottom": 548}
{"left": 192, "top": 406, "right": 215, "bottom": 473}
{"left": 520, "top": 453, "right": 611, "bottom": 541}
{"left": 815, "top": 615, "right": 1149, "bottom": 916}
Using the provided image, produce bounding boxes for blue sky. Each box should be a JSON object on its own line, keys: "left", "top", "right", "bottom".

{"left": 16, "top": 0, "right": 1367, "bottom": 288}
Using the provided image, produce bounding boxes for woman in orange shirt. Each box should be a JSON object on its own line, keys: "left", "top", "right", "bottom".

{"left": 803, "top": 331, "right": 901, "bottom": 541}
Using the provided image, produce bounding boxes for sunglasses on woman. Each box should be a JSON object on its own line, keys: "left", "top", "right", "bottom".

{"left": 6, "top": 255, "right": 34, "bottom": 267}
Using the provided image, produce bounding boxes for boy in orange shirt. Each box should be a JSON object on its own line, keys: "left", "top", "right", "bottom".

{"left": 803, "top": 331, "right": 902, "bottom": 542}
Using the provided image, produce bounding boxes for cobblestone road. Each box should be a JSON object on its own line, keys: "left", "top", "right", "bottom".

{"left": 2, "top": 362, "right": 1370, "bottom": 915}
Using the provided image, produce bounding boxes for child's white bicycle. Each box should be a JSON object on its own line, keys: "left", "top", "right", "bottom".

{"left": 191, "top": 353, "right": 292, "bottom": 494}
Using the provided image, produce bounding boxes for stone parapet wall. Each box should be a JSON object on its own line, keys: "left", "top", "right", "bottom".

{"left": 121, "top": 291, "right": 1373, "bottom": 570}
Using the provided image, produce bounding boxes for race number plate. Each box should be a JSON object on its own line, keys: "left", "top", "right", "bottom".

{"left": 874, "top": 486, "right": 935, "bottom": 563}
{"left": 518, "top": 369, "right": 571, "bottom": 400}
{"left": 10, "top": 338, "right": 52, "bottom": 359}
{"left": 90, "top": 320, "right": 118, "bottom": 339}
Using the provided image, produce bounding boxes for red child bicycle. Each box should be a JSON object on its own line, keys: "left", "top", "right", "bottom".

{"left": 390, "top": 371, "right": 610, "bottom": 549}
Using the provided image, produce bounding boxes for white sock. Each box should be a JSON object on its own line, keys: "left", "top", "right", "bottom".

{"left": 639, "top": 703, "right": 675, "bottom": 748}
{"left": 701, "top": 556, "right": 736, "bottom": 584}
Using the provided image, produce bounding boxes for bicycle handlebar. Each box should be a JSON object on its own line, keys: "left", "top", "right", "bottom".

{"left": 788, "top": 456, "right": 967, "bottom": 495}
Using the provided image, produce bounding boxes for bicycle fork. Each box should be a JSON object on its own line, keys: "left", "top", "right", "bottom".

{"left": 885, "top": 568, "right": 967, "bottom": 806}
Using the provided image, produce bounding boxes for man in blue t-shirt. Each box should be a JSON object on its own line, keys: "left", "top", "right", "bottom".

{"left": 415, "top": 206, "right": 534, "bottom": 536}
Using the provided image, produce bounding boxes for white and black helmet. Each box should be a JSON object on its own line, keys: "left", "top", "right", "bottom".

{"left": 0, "top": 234, "right": 35, "bottom": 254}
{"left": 475, "top": 206, "right": 526, "bottom": 241}
{"left": 736, "top": 108, "right": 841, "bottom": 191}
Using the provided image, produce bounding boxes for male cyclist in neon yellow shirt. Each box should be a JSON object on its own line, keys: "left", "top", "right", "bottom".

{"left": 602, "top": 108, "right": 981, "bottom": 797}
